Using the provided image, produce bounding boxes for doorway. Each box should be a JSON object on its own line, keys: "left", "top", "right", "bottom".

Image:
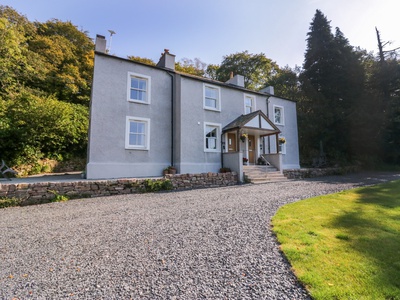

{"left": 248, "top": 135, "right": 255, "bottom": 164}
{"left": 228, "top": 133, "right": 237, "bottom": 152}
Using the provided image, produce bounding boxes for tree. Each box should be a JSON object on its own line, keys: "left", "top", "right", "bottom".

{"left": 175, "top": 57, "right": 207, "bottom": 77}
{"left": 0, "top": 6, "right": 36, "bottom": 97}
{"left": 0, "top": 6, "right": 93, "bottom": 172}
{"left": 1, "top": 89, "right": 88, "bottom": 166}
{"left": 267, "top": 66, "right": 303, "bottom": 100}
{"left": 299, "top": 10, "right": 365, "bottom": 164}
{"left": 215, "top": 51, "right": 279, "bottom": 90}
{"left": 127, "top": 55, "right": 156, "bottom": 66}
{"left": 30, "top": 19, "right": 94, "bottom": 105}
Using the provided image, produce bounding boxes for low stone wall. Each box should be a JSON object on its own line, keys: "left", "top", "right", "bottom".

{"left": 283, "top": 166, "right": 358, "bottom": 179}
{"left": 0, "top": 172, "right": 238, "bottom": 205}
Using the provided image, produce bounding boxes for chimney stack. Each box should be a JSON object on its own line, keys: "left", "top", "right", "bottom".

{"left": 261, "top": 86, "right": 274, "bottom": 95}
{"left": 95, "top": 35, "right": 107, "bottom": 53}
{"left": 156, "top": 49, "right": 176, "bottom": 70}
{"left": 226, "top": 74, "right": 245, "bottom": 87}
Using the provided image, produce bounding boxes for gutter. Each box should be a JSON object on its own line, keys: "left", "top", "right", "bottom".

{"left": 266, "top": 96, "right": 271, "bottom": 154}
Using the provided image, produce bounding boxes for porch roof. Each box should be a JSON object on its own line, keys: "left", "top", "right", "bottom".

{"left": 222, "top": 110, "right": 280, "bottom": 137}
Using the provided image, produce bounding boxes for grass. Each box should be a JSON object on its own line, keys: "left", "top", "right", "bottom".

{"left": 272, "top": 180, "right": 400, "bottom": 300}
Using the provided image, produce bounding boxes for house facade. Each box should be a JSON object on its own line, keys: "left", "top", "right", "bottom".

{"left": 86, "top": 35, "right": 300, "bottom": 180}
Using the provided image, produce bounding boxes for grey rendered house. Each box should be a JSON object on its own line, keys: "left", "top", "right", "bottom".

{"left": 86, "top": 35, "right": 300, "bottom": 180}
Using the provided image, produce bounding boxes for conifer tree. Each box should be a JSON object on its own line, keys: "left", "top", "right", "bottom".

{"left": 299, "top": 10, "right": 365, "bottom": 164}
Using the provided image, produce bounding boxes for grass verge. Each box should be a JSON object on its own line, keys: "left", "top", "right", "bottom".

{"left": 272, "top": 180, "right": 400, "bottom": 300}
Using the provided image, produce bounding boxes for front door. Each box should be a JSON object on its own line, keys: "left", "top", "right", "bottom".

{"left": 228, "top": 133, "right": 236, "bottom": 152}
{"left": 248, "top": 135, "right": 255, "bottom": 164}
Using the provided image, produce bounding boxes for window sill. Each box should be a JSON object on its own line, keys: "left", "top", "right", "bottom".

{"left": 128, "top": 99, "right": 150, "bottom": 105}
{"left": 125, "top": 147, "right": 149, "bottom": 151}
{"left": 204, "top": 107, "right": 221, "bottom": 112}
{"left": 204, "top": 149, "right": 220, "bottom": 153}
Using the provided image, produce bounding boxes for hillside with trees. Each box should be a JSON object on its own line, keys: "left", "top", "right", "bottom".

{"left": 0, "top": 6, "right": 93, "bottom": 174}
{"left": 1, "top": 5, "right": 399, "bottom": 176}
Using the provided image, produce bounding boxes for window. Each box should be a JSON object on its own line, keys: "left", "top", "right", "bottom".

{"left": 244, "top": 94, "right": 255, "bottom": 114}
{"left": 128, "top": 72, "right": 151, "bottom": 104}
{"left": 278, "top": 136, "right": 286, "bottom": 154}
{"left": 204, "top": 84, "right": 221, "bottom": 111}
{"left": 204, "top": 123, "right": 221, "bottom": 152}
{"left": 273, "top": 105, "right": 284, "bottom": 125}
{"left": 125, "top": 117, "right": 150, "bottom": 150}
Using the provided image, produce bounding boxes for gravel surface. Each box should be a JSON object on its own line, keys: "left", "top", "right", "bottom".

{"left": 1, "top": 172, "right": 399, "bottom": 299}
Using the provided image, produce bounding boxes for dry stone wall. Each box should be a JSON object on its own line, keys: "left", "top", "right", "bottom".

{"left": 0, "top": 172, "right": 238, "bottom": 205}
{"left": 283, "top": 166, "right": 358, "bottom": 179}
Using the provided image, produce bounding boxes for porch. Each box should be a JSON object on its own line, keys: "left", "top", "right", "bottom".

{"left": 221, "top": 110, "right": 287, "bottom": 182}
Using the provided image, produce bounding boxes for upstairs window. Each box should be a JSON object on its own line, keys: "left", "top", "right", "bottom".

{"left": 204, "top": 85, "right": 221, "bottom": 111}
{"left": 273, "top": 105, "right": 284, "bottom": 125}
{"left": 128, "top": 72, "right": 151, "bottom": 104}
{"left": 244, "top": 94, "right": 255, "bottom": 114}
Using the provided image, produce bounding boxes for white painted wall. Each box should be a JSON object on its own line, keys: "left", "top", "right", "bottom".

{"left": 87, "top": 53, "right": 300, "bottom": 179}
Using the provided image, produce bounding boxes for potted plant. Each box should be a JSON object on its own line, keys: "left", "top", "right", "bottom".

{"left": 219, "top": 167, "right": 231, "bottom": 173}
{"left": 240, "top": 133, "right": 248, "bottom": 143}
{"left": 243, "top": 157, "right": 249, "bottom": 165}
{"left": 279, "top": 137, "right": 286, "bottom": 144}
{"left": 257, "top": 157, "right": 266, "bottom": 165}
{"left": 163, "top": 166, "right": 177, "bottom": 176}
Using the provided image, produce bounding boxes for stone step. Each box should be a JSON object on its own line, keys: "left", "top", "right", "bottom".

{"left": 243, "top": 167, "right": 288, "bottom": 184}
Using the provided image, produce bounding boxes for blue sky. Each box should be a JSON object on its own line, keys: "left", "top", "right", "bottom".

{"left": 3, "top": 0, "right": 399, "bottom": 68}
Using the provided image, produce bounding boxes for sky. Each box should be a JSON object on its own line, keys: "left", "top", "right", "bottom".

{"left": 3, "top": 0, "right": 399, "bottom": 68}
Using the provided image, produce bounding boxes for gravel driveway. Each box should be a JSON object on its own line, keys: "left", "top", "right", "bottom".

{"left": 1, "top": 172, "right": 399, "bottom": 299}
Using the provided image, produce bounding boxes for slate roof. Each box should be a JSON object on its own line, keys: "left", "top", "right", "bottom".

{"left": 222, "top": 110, "right": 280, "bottom": 135}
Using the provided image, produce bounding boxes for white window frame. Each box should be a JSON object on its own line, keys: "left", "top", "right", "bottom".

{"left": 127, "top": 72, "right": 151, "bottom": 104}
{"left": 278, "top": 136, "right": 286, "bottom": 154}
{"left": 204, "top": 122, "right": 221, "bottom": 152}
{"left": 244, "top": 94, "right": 256, "bottom": 114}
{"left": 203, "top": 84, "right": 221, "bottom": 112}
{"left": 273, "top": 105, "right": 284, "bottom": 125}
{"left": 125, "top": 116, "right": 150, "bottom": 150}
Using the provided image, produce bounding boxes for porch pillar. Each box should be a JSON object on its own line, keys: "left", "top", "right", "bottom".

{"left": 236, "top": 129, "right": 240, "bottom": 152}
{"left": 275, "top": 133, "right": 279, "bottom": 154}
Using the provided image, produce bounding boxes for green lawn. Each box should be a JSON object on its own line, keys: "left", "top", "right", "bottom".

{"left": 272, "top": 180, "right": 400, "bottom": 300}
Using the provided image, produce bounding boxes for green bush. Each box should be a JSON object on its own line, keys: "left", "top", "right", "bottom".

{"left": 0, "top": 197, "right": 21, "bottom": 208}
{"left": 141, "top": 179, "right": 173, "bottom": 193}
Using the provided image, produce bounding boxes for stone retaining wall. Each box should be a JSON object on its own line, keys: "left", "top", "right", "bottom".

{"left": 0, "top": 172, "right": 238, "bottom": 206}
{"left": 283, "top": 166, "right": 358, "bottom": 179}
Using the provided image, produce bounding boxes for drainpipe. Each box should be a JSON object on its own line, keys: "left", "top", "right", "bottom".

{"left": 221, "top": 133, "right": 224, "bottom": 169}
{"left": 266, "top": 96, "right": 271, "bottom": 154}
{"left": 167, "top": 71, "right": 175, "bottom": 167}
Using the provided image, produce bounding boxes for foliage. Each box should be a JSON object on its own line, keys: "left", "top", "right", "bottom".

{"left": 0, "top": 6, "right": 93, "bottom": 172}
{"left": 141, "top": 179, "right": 173, "bottom": 192}
{"left": 299, "top": 10, "right": 370, "bottom": 165}
{"left": 0, "top": 197, "right": 21, "bottom": 208}
{"left": 0, "top": 89, "right": 89, "bottom": 167}
{"left": 268, "top": 66, "right": 303, "bottom": 100}
{"left": 49, "top": 190, "right": 69, "bottom": 202}
{"left": 30, "top": 19, "right": 94, "bottom": 105}
{"left": 215, "top": 51, "right": 280, "bottom": 90}
{"left": 272, "top": 180, "right": 400, "bottom": 299}
{"left": 175, "top": 57, "right": 207, "bottom": 77}
{"left": 127, "top": 55, "right": 156, "bottom": 66}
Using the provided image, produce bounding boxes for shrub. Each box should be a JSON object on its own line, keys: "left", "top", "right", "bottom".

{"left": 0, "top": 197, "right": 21, "bottom": 208}
{"left": 141, "top": 179, "right": 173, "bottom": 193}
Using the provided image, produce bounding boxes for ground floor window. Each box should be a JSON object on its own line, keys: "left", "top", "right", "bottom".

{"left": 125, "top": 116, "right": 150, "bottom": 150}
{"left": 278, "top": 136, "right": 286, "bottom": 154}
{"left": 204, "top": 122, "right": 221, "bottom": 152}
